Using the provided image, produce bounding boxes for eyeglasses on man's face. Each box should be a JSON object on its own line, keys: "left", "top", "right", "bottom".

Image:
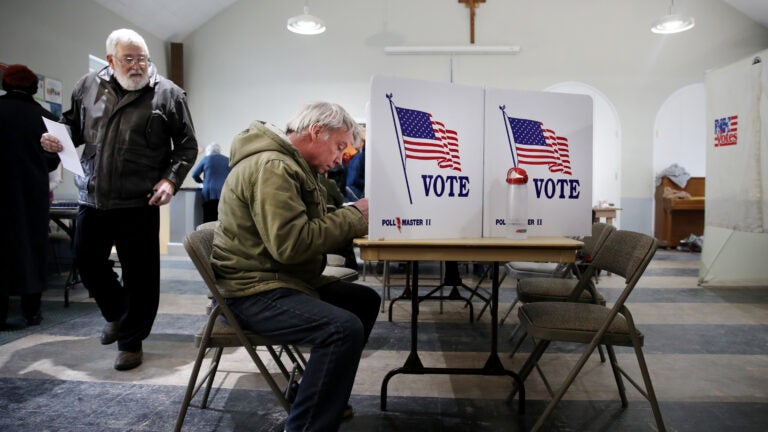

{"left": 116, "top": 56, "right": 151, "bottom": 66}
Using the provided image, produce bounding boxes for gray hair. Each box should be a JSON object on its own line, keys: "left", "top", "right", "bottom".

{"left": 106, "top": 28, "right": 150, "bottom": 57}
{"left": 285, "top": 102, "right": 360, "bottom": 143}
{"left": 205, "top": 142, "right": 221, "bottom": 156}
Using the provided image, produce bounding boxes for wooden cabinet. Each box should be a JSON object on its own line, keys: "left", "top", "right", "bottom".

{"left": 654, "top": 177, "right": 705, "bottom": 247}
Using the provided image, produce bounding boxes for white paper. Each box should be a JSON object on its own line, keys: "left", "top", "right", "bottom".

{"left": 42, "top": 117, "right": 84, "bottom": 177}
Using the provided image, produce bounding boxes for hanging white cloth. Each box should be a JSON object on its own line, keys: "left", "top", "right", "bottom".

{"left": 705, "top": 55, "right": 767, "bottom": 233}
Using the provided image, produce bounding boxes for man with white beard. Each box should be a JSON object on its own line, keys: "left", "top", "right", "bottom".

{"left": 40, "top": 28, "right": 198, "bottom": 370}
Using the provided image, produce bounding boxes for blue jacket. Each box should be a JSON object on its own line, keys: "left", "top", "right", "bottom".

{"left": 192, "top": 153, "right": 230, "bottom": 201}
{"left": 345, "top": 148, "right": 364, "bottom": 201}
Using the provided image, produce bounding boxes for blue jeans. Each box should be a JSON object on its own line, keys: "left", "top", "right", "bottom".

{"left": 226, "top": 281, "right": 380, "bottom": 432}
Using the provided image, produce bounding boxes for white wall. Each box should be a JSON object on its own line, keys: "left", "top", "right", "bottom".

{"left": 653, "top": 83, "right": 707, "bottom": 178}
{"left": 2, "top": 0, "right": 768, "bottom": 234}
{"left": 184, "top": 0, "right": 768, "bottom": 234}
{"left": 0, "top": 0, "right": 170, "bottom": 200}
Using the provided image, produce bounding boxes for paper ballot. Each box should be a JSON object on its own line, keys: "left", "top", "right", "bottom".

{"left": 42, "top": 117, "right": 84, "bottom": 177}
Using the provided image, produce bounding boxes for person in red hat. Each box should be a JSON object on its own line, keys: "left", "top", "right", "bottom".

{"left": 0, "top": 64, "right": 60, "bottom": 329}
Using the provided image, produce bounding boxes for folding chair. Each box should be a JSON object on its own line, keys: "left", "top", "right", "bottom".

{"left": 507, "top": 223, "right": 616, "bottom": 356}
{"left": 502, "top": 223, "right": 615, "bottom": 327}
{"left": 175, "top": 229, "right": 304, "bottom": 432}
{"left": 195, "top": 221, "right": 219, "bottom": 231}
{"left": 511, "top": 230, "right": 666, "bottom": 432}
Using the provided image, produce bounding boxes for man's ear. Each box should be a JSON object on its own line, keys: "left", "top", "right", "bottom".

{"left": 309, "top": 123, "right": 323, "bottom": 141}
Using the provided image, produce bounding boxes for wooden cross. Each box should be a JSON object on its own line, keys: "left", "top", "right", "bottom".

{"left": 459, "top": 0, "right": 485, "bottom": 44}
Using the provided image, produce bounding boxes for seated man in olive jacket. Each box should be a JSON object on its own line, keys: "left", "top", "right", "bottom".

{"left": 211, "top": 102, "right": 380, "bottom": 432}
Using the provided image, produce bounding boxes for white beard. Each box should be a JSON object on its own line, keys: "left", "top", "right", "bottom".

{"left": 114, "top": 68, "right": 149, "bottom": 91}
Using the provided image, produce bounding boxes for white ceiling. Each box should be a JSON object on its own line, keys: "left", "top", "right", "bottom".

{"left": 95, "top": 0, "right": 768, "bottom": 43}
{"left": 724, "top": 0, "right": 768, "bottom": 29}
{"left": 92, "top": 0, "right": 238, "bottom": 42}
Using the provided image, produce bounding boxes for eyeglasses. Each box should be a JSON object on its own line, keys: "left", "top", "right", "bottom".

{"left": 116, "top": 56, "right": 151, "bottom": 66}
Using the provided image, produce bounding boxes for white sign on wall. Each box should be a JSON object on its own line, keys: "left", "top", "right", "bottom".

{"left": 367, "top": 75, "right": 593, "bottom": 240}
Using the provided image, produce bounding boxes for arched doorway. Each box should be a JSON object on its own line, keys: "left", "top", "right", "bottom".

{"left": 545, "top": 82, "right": 622, "bottom": 225}
{"left": 652, "top": 83, "right": 706, "bottom": 178}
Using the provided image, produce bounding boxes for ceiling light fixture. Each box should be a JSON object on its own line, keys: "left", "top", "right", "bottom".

{"left": 287, "top": 1, "right": 326, "bottom": 35}
{"left": 651, "top": 0, "right": 695, "bottom": 34}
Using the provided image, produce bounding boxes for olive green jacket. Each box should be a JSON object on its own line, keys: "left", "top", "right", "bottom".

{"left": 211, "top": 120, "right": 367, "bottom": 298}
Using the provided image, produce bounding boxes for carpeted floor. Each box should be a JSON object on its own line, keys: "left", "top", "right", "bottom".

{"left": 0, "top": 249, "right": 767, "bottom": 431}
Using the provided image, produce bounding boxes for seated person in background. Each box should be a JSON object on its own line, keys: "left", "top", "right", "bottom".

{"left": 325, "top": 162, "right": 346, "bottom": 194}
{"left": 318, "top": 173, "right": 358, "bottom": 269}
{"left": 318, "top": 172, "right": 345, "bottom": 209}
{"left": 344, "top": 125, "right": 365, "bottom": 202}
{"left": 211, "top": 102, "right": 380, "bottom": 432}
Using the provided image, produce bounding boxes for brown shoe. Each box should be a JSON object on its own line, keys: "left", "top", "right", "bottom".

{"left": 114, "top": 350, "right": 143, "bottom": 371}
{"left": 100, "top": 321, "right": 119, "bottom": 345}
{"left": 342, "top": 404, "right": 354, "bottom": 420}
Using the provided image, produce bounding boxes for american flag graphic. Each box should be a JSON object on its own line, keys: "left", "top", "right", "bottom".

{"left": 508, "top": 117, "right": 572, "bottom": 175}
{"left": 714, "top": 115, "right": 738, "bottom": 147}
{"left": 395, "top": 106, "right": 462, "bottom": 171}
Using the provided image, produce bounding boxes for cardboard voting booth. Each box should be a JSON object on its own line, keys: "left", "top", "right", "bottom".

{"left": 367, "top": 76, "right": 485, "bottom": 239}
{"left": 367, "top": 75, "right": 592, "bottom": 240}
{"left": 483, "top": 88, "right": 593, "bottom": 238}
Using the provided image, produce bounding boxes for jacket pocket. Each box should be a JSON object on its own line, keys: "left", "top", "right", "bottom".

{"left": 76, "top": 144, "right": 97, "bottom": 192}
{"left": 145, "top": 110, "right": 169, "bottom": 149}
{"left": 120, "top": 149, "right": 161, "bottom": 198}
{"left": 301, "top": 182, "right": 325, "bottom": 219}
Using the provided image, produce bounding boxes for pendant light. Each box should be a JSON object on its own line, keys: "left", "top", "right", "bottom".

{"left": 651, "top": 0, "right": 695, "bottom": 34}
{"left": 287, "top": 1, "right": 326, "bottom": 35}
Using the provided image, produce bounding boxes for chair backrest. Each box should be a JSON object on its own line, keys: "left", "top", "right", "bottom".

{"left": 581, "top": 222, "right": 616, "bottom": 258}
{"left": 589, "top": 229, "right": 657, "bottom": 290}
{"left": 513, "top": 223, "right": 615, "bottom": 282}
{"left": 567, "top": 229, "right": 655, "bottom": 303}
{"left": 182, "top": 228, "right": 293, "bottom": 415}
{"left": 183, "top": 228, "right": 234, "bottom": 320}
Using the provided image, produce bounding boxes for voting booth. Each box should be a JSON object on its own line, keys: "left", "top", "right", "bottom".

{"left": 367, "top": 75, "right": 593, "bottom": 240}
{"left": 483, "top": 87, "right": 593, "bottom": 238}
{"left": 701, "top": 51, "right": 768, "bottom": 286}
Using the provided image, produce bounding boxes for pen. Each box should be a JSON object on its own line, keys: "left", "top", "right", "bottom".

{"left": 346, "top": 186, "right": 359, "bottom": 201}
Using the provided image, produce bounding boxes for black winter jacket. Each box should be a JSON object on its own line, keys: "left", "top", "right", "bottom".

{"left": 62, "top": 66, "right": 198, "bottom": 209}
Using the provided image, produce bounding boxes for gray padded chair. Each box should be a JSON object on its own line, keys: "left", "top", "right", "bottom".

{"left": 507, "top": 223, "right": 616, "bottom": 357}
{"left": 195, "top": 221, "right": 219, "bottom": 231}
{"left": 175, "top": 228, "right": 302, "bottom": 432}
{"left": 512, "top": 230, "right": 666, "bottom": 432}
{"left": 321, "top": 263, "right": 359, "bottom": 282}
{"left": 516, "top": 223, "right": 615, "bottom": 302}
{"left": 502, "top": 223, "right": 616, "bottom": 327}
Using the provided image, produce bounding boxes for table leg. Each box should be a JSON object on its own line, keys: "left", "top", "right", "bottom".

{"left": 484, "top": 262, "right": 525, "bottom": 413}
{"left": 382, "top": 261, "right": 424, "bottom": 410}
{"left": 387, "top": 261, "right": 479, "bottom": 322}
{"left": 380, "top": 261, "right": 525, "bottom": 414}
{"left": 51, "top": 214, "right": 81, "bottom": 307}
